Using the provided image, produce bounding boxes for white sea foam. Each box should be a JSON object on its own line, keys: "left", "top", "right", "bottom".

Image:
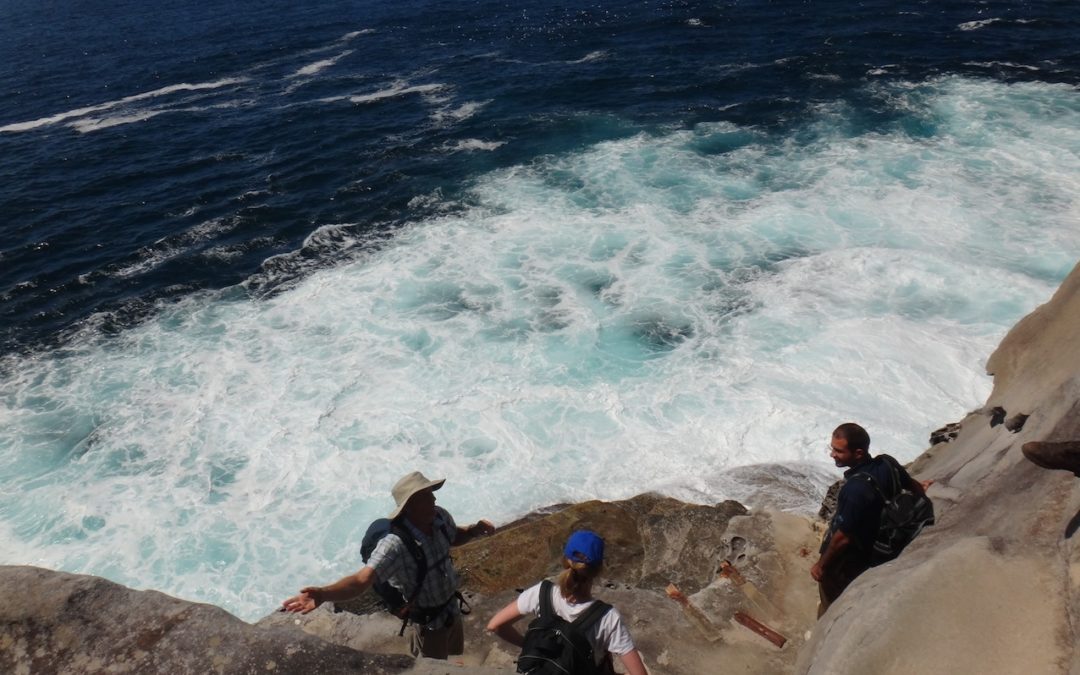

{"left": 443, "top": 139, "right": 506, "bottom": 152}
{"left": 867, "top": 68, "right": 890, "bottom": 76}
{"left": 568, "top": 51, "right": 608, "bottom": 64}
{"left": 68, "top": 110, "right": 170, "bottom": 133}
{"left": 107, "top": 218, "right": 237, "bottom": 278}
{"left": 432, "top": 100, "right": 490, "bottom": 125}
{"left": 67, "top": 102, "right": 243, "bottom": 134}
{"left": 291, "top": 50, "right": 354, "bottom": 78}
{"left": 348, "top": 82, "right": 447, "bottom": 104}
{"left": 0, "top": 78, "right": 248, "bottom": 133}
{"left": 962, "top": 61, "right": 1041, "bottom": 72}
{"left": 958, "top": 18, "right": 1001, "bottom": 31}
{"left": 1, "top": 77, "right": 1078, "bottom": 621}
{"left": 339, "top": 29, "right": 375, "bottom": 41}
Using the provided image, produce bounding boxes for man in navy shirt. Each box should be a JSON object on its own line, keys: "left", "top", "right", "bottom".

{"left": 811, "top": 422, "right": 927, "bottom": 616}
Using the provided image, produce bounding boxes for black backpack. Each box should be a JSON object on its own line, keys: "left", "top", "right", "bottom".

{"left": 517, "top": 580, "right": 612, "bottom": 675}
{"left": 850, "top": 455, "right": 935, "bottom": 566}
{"left": 356, "top": 517, "right": 454, "bottom": 633}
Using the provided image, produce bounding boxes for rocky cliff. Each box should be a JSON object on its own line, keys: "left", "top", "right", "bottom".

{"left": 798, "top": 259, "right": 1080, "bottom": 675}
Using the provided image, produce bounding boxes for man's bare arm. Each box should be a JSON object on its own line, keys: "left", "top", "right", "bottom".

{"left": 910, "top": 476, "right": 932, "bottom": 495}
{"left": 811, "top": 530, "right": 851, "bottom": 582}
{"left": 282, "top": 566, "right": 378, "bottom": 614}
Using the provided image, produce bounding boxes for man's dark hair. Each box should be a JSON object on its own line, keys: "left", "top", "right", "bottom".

{"left": 833, "top": 422, "right": 870, "bottom": 453}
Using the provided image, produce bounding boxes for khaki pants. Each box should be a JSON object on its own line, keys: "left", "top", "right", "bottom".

{"left": 408, "top": 617, "right": 464, "bottom": 659}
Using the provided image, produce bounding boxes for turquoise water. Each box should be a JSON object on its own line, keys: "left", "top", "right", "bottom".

{"left": 2, "top": 6, "right": 1079, "bottom": 622}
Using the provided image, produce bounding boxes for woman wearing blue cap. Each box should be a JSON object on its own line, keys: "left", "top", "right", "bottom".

{"left": 487, "top": 530, "right": 647, "bottom": 674}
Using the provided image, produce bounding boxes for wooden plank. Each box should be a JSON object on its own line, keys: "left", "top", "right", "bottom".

{"left": 733, "top": 611, "right": 788, "bottom": 649}
{"left": 665, "top": 583, "right": 723, "bottom": 643}
{"left": 719, "top": 560, "right": 783, "bottom": 621}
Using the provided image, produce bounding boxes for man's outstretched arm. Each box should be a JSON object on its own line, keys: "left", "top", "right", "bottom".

{"left": 282, "top": 566, "right": 378, "bottom": 614}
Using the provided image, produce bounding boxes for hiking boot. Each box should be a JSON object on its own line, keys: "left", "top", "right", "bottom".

{"left": 1022, "top": 441, "right": 1080, "bottom": 476}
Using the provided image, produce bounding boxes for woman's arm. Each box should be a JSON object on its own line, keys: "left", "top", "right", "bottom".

{"left": 618, "top": 648, "right": 648, "bottom": 675}
{"left": 486, "top": 599, "right": 526, "bottom": 648}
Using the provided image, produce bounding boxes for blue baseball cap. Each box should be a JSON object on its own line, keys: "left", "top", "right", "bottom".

{"left": 564, "top": 530, "right": 604, "bottom": 565}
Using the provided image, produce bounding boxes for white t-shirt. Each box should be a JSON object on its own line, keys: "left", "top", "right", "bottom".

{"left": 516, "top": 581, "right": 636, "bottom": 661}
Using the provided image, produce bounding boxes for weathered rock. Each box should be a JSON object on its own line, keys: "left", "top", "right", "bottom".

{"left": 0, "top": 480, "right": 821, "bottom": 675}
{"left": 800, "top": 260, "right": 1080, "bottom": 675}
{"left": 928, "top": 421, "right": 961, "bottom": 445}
{"left": 258, "top": 494, "right": 822, "bottom": 675}
{"left": 1005, "top": 412, "right": 1030, "bottom": 432}
{"left": 817, "top": 480, "right": 843, "bottom": 522}
{"left": 0, "top": 565, "right": 414, "bottom": 675}
{"left": 450, "top": 493, "right": 749, "bottom": 597}
{"left": 711, "top": 462, "right": 836, "bottom": 513}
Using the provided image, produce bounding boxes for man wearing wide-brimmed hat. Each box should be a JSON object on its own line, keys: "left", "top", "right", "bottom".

{"left": 282, "top": 471, "right": 495, "bottom": 659}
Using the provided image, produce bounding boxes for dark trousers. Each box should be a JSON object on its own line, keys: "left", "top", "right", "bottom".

{"left": 408, "top": 618, "right": 464, "bottom": 659}
{"left": 817, "top": 549, "right": 869, "bottom": 617}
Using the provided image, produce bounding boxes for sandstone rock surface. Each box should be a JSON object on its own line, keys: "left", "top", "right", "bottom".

{"left": 798, "top": 260, "right": 1080, "bottom": 675}
{"left": 0, "top": 564, "right": 414, "bottom": 674}
{"left": 261, "top": 493, "right": 824, "bottom": 674}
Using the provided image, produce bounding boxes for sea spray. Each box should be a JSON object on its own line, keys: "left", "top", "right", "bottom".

{"left": 1, "top": 75, "right": 1078, "bottom": 620}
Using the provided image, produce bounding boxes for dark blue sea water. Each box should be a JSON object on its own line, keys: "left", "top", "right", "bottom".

{"left": 2, "top": 0, "right": 1076, "bottom": 352}
{"left": 1, "top": 0, "right": 1079, "bottom": 619}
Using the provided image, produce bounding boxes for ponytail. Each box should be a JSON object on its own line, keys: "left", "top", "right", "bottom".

{"left": 557, "top": 558, "right": 602, "bottom": 601}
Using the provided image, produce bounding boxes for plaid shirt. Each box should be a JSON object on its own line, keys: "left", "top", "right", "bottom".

{"left": 367, "top": 506, "right": 460, "bottom": 627}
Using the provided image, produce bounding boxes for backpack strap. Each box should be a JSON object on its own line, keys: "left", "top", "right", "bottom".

{"left": 536, "top": 579, "right": 611, "bottom": 630}
{"left": 538, "top": 579, "right": 556, "bottom": 619}
{"left": 389, "top": 520, "right": 429, "bottom": 634}
{"left": 850, "top": 471, "right": 886, "bottom": 501}
{"left": 389, "top": 521, "right": 429, "bottom": 595}
{"left": 435, "top": 520, "right": 453, "bottom": 569}
{"left": 420, "top": 511, "right": 452, "bottom": 573}
{"left": 435, "top": 518, "right": 469, "bottom": 614}
{"left": 571, "top": 598, "right": 612, "bottom": 634}
{"left": 849, "top": 456, "right": 899, "bottom": 502}
{"left": 879, "top": 455, "right": 904, "bottom": 497}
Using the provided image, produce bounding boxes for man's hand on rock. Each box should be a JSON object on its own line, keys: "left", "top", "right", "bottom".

{"left": 455, "top": 519, "right": 496, "bottom": 545}
{"left": 281, "top": 588, "right": 322, "bottom": 614}
{"left": 810, "top": 562, "right": 825, "bottom": 582}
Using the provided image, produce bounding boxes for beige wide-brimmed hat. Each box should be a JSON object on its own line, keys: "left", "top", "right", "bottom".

{"left": 389, "top": 471, "right": 445, "bottom": 519}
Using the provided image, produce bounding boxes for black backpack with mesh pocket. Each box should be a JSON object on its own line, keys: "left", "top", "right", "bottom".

{"left": 850, "top": 454, "right": 935, "bottom": 566}
{"left": 516, "top": 580, "right": 612, "bottom": 675}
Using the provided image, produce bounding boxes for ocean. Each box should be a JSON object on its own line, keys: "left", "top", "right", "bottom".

{"left": 1, "top": 0, "right": 1078, "bottom": 621}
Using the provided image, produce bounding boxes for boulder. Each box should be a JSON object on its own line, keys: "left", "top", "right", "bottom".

{"left": 0, "top": 565, "right": 413, "bottom": 675}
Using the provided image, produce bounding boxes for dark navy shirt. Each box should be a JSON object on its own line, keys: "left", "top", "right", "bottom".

{"left": 828, "top": 455, "right": 912, "bottom": 555}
